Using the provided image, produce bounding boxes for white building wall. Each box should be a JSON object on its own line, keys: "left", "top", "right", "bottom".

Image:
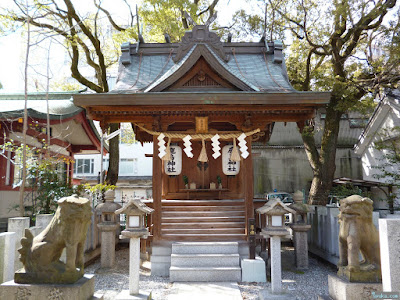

{"left": 73, "top": 142, "right": 153, "bottom": 178}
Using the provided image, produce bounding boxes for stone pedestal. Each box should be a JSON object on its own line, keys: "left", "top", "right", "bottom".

{"left": 130, "top": 237, "right": 140, "bottom": 294}
{"left": 328, "top": 274, "right": 382, "bottom": 300}
{"left": 96, "top": 189, "right": 121, "bottom": 269}
{"left": 116, "top": 229, "right": 151, "bottom": 300}
{"left": 0, "top": 232, "right": 15, "bottom": 283}
{"left": 270, "top": 236, "right": 282, "bottom": 292}
{"left": 262, "top": 228, "right": 289, "bottom": 293}
{"left": 97, "top": 223, "right": 119, "bottom": 269}
{"left": 241, "top": 256, "right": 266, "bottom": 283}
{"left": 379, "top": 218, "right": 400, "bottom": 292}
{"left": 0, "top": 274, "right": 103, "bottom": 300}
{"left": 290, "top": 223, "right": 311, "bottom": 270}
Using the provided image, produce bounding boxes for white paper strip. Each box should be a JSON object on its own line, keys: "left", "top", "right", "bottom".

{"left": 211, "top": 134, "right": 221, "bottom": 159}
{"left": 183, "top": 135, "right": 193, "bottom": 158}
{"left": 237, "top": 133, "right": 249, "bottom": 159}
{"left": 158, "top": 133, "right": 166, "bottom": 158}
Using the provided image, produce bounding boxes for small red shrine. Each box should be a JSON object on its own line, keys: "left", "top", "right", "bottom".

{"left": 74, "top": 22, "right": 329, "bottom": 244}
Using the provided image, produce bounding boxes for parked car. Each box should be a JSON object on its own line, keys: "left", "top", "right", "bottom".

{"left": 265, "top": 192, "right": 294, "bottom": 205}
{"left": 326, "top": 195, "right": 341, "bottom": 207}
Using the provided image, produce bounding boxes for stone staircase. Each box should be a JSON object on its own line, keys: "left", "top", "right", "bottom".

{"left": 161, "top": 199, "right": 246, "bottom": 241}
{"left": 169, "top": 242, "right": 242, "bottom": 282}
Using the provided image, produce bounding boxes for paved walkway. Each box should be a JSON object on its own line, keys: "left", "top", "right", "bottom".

{"left": 167, "top": 282, "right": 242, "bottom": 300}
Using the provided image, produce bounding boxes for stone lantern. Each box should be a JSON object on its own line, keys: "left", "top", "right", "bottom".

{"left": 257, "top": 198, "right": 295, "bottom": 299}
{"left": 289, "top": 191, "right": 312, "bottom": 270}
{"left": 96, "top": 190, "right": 121, "bottom": 269}
{"left": 115, "top": 199, "right": 154, "bottom": 299}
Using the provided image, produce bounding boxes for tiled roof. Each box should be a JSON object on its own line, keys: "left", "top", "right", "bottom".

{"left": 0, "top": 92, "right": 82, "bottom": 119}
{"left": 111, "top": 26, "right": 295, "bottom": 94}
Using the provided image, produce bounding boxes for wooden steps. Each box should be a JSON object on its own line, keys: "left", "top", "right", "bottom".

{"left": 161, "top": 199, "right": 246, "bottom": 241}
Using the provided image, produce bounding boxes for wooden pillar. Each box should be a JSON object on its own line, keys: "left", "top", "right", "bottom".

{"left": 152, "top": 136, "right": 162, "bottom": 240}
{"left": 243, "top": 137, "right": 254, "bottom": 235}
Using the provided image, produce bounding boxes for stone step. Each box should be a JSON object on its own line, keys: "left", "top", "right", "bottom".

{"left": 162, "top": 210, "right": 245, "bottom": 217}
{"left": 161, "top": 199, "right": 245, "bottom": 206}
{"left": 163, "top": 234, "right": 247, "bottom": 241}
{"left": 169, "top": 266, "right": 241, "bottom": 282}
{"left": 172, "top": 242, "right": 239, "bottom": 254}
{"left": 161, "top": 221, "right": 245, "bottom": 229}
{"left": 162, "top": 228, "right": 245, "bottom": 235}
{"left": 162, "top": 205, "right": 245, "bottom": 212}
{"left": 171, "top": 253, "right": 240, "bottom": 267}
{"left": 162, "top": 216, "right": 245, "bottom": 223}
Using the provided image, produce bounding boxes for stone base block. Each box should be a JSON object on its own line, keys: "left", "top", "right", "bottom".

{"left": 337, "top": 266, "right": 381, "bottom": 283}
{"left": 150, "top": 255, "right": 171, "bottom": 277}
{"left": 0, "top": 274, "right": 96, "bottom": 300}
{"left": 328, "top": 274, "right": 382, "bottom": 300}
{"left": 115, "top": 289, "right": 152, "bottom": 300}
{"left": 241, "top": 256, "right": 266, "bottom": 282}
{"left": 15, "top": 267, "right": 83, "bottom": 284}
{"left": 259, "top": 288, "right": 294, "bottom": 300}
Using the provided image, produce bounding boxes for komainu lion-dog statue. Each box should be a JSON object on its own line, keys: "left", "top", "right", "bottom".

{"left": 15, "top": 194, "right": 92, "bottom": 284}
{"left": 337, "top": 195, "right": 381, "bottom": 282}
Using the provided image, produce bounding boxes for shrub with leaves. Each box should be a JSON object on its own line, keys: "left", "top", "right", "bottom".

{"left": 27, "top": 158, "right": 80, "bottom": 216}
{"left": 82, "top": 183, "right": 116, "bottom": 208}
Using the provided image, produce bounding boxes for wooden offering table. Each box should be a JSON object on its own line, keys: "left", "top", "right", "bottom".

{"left": 180, "top": 189, "right": 229, "bottom": 200}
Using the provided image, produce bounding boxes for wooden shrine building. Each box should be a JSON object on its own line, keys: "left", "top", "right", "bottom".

{"left": 74, "top": 23, "right": 330, "bottom": 247}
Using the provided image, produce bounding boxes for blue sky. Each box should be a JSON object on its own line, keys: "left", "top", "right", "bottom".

{"left": 0, "top": 0, "right": 252, "bottom": 93}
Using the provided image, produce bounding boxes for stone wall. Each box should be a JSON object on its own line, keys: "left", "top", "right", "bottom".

{"left": 253, "top": 148, "right": 362, "bottom": 196}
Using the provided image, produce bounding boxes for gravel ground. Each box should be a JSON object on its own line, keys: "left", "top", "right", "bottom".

{"left": 85, "top": 244, "right": 336, "bottom": 300}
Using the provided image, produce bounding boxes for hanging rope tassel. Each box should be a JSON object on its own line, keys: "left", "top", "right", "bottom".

{"left": 162, "top": 137, "right": 172, "bottom": 161}
{"left": 198, "top": 138, "right": 208, "bottom": 162}
{"left": 230, "top": 137, "right": 241, "bottom": 162}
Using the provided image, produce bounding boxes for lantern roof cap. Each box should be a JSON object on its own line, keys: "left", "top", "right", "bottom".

{"left": 256, "top": 199, "right": 296, "bottom": 215}
{"left": 115, "top": 199, "right": 154, "bottom": 215}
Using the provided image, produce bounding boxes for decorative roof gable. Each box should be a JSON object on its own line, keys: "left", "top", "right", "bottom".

{"left": 173, "top": 25, "right": 229, "bottom": 63}
{"left": 146, "top": 44, "right": 256, "bottom": 92}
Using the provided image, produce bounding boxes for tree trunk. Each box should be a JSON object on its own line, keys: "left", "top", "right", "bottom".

{"left": 300, "top": 98, "right": 342, "bottom": 205}
{"left": 105, "top": 123, "right": 120, "bottom": 185}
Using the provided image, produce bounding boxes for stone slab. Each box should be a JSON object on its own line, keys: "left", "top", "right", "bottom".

{"left": 379, "top": 218, "right": 400, "bottom": 292}
{"left": 0, "top": 232, "right": 15, "bottom": 283}
{"left": 259, "top": 288, "right": 294, "bottom": 300}
{"left": 0, "top": 274, "right": 96, "bottom": 300}
{"left": 8, "top": 217, "right": 30, "bottom": 272}
{"left": 35, "top": 214, "right": 53, "bottom": 230}
{"left": 115, "top": 289, "right": 152, "bottom": 300}
{"left": 328, "top": 274, "right": 382, "bottom": 300}
{"left": 167, "top": 282, "right": 242, "bottom": 300}
{"left": 241, "top": 256, "right": 266, "bottom": 283}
